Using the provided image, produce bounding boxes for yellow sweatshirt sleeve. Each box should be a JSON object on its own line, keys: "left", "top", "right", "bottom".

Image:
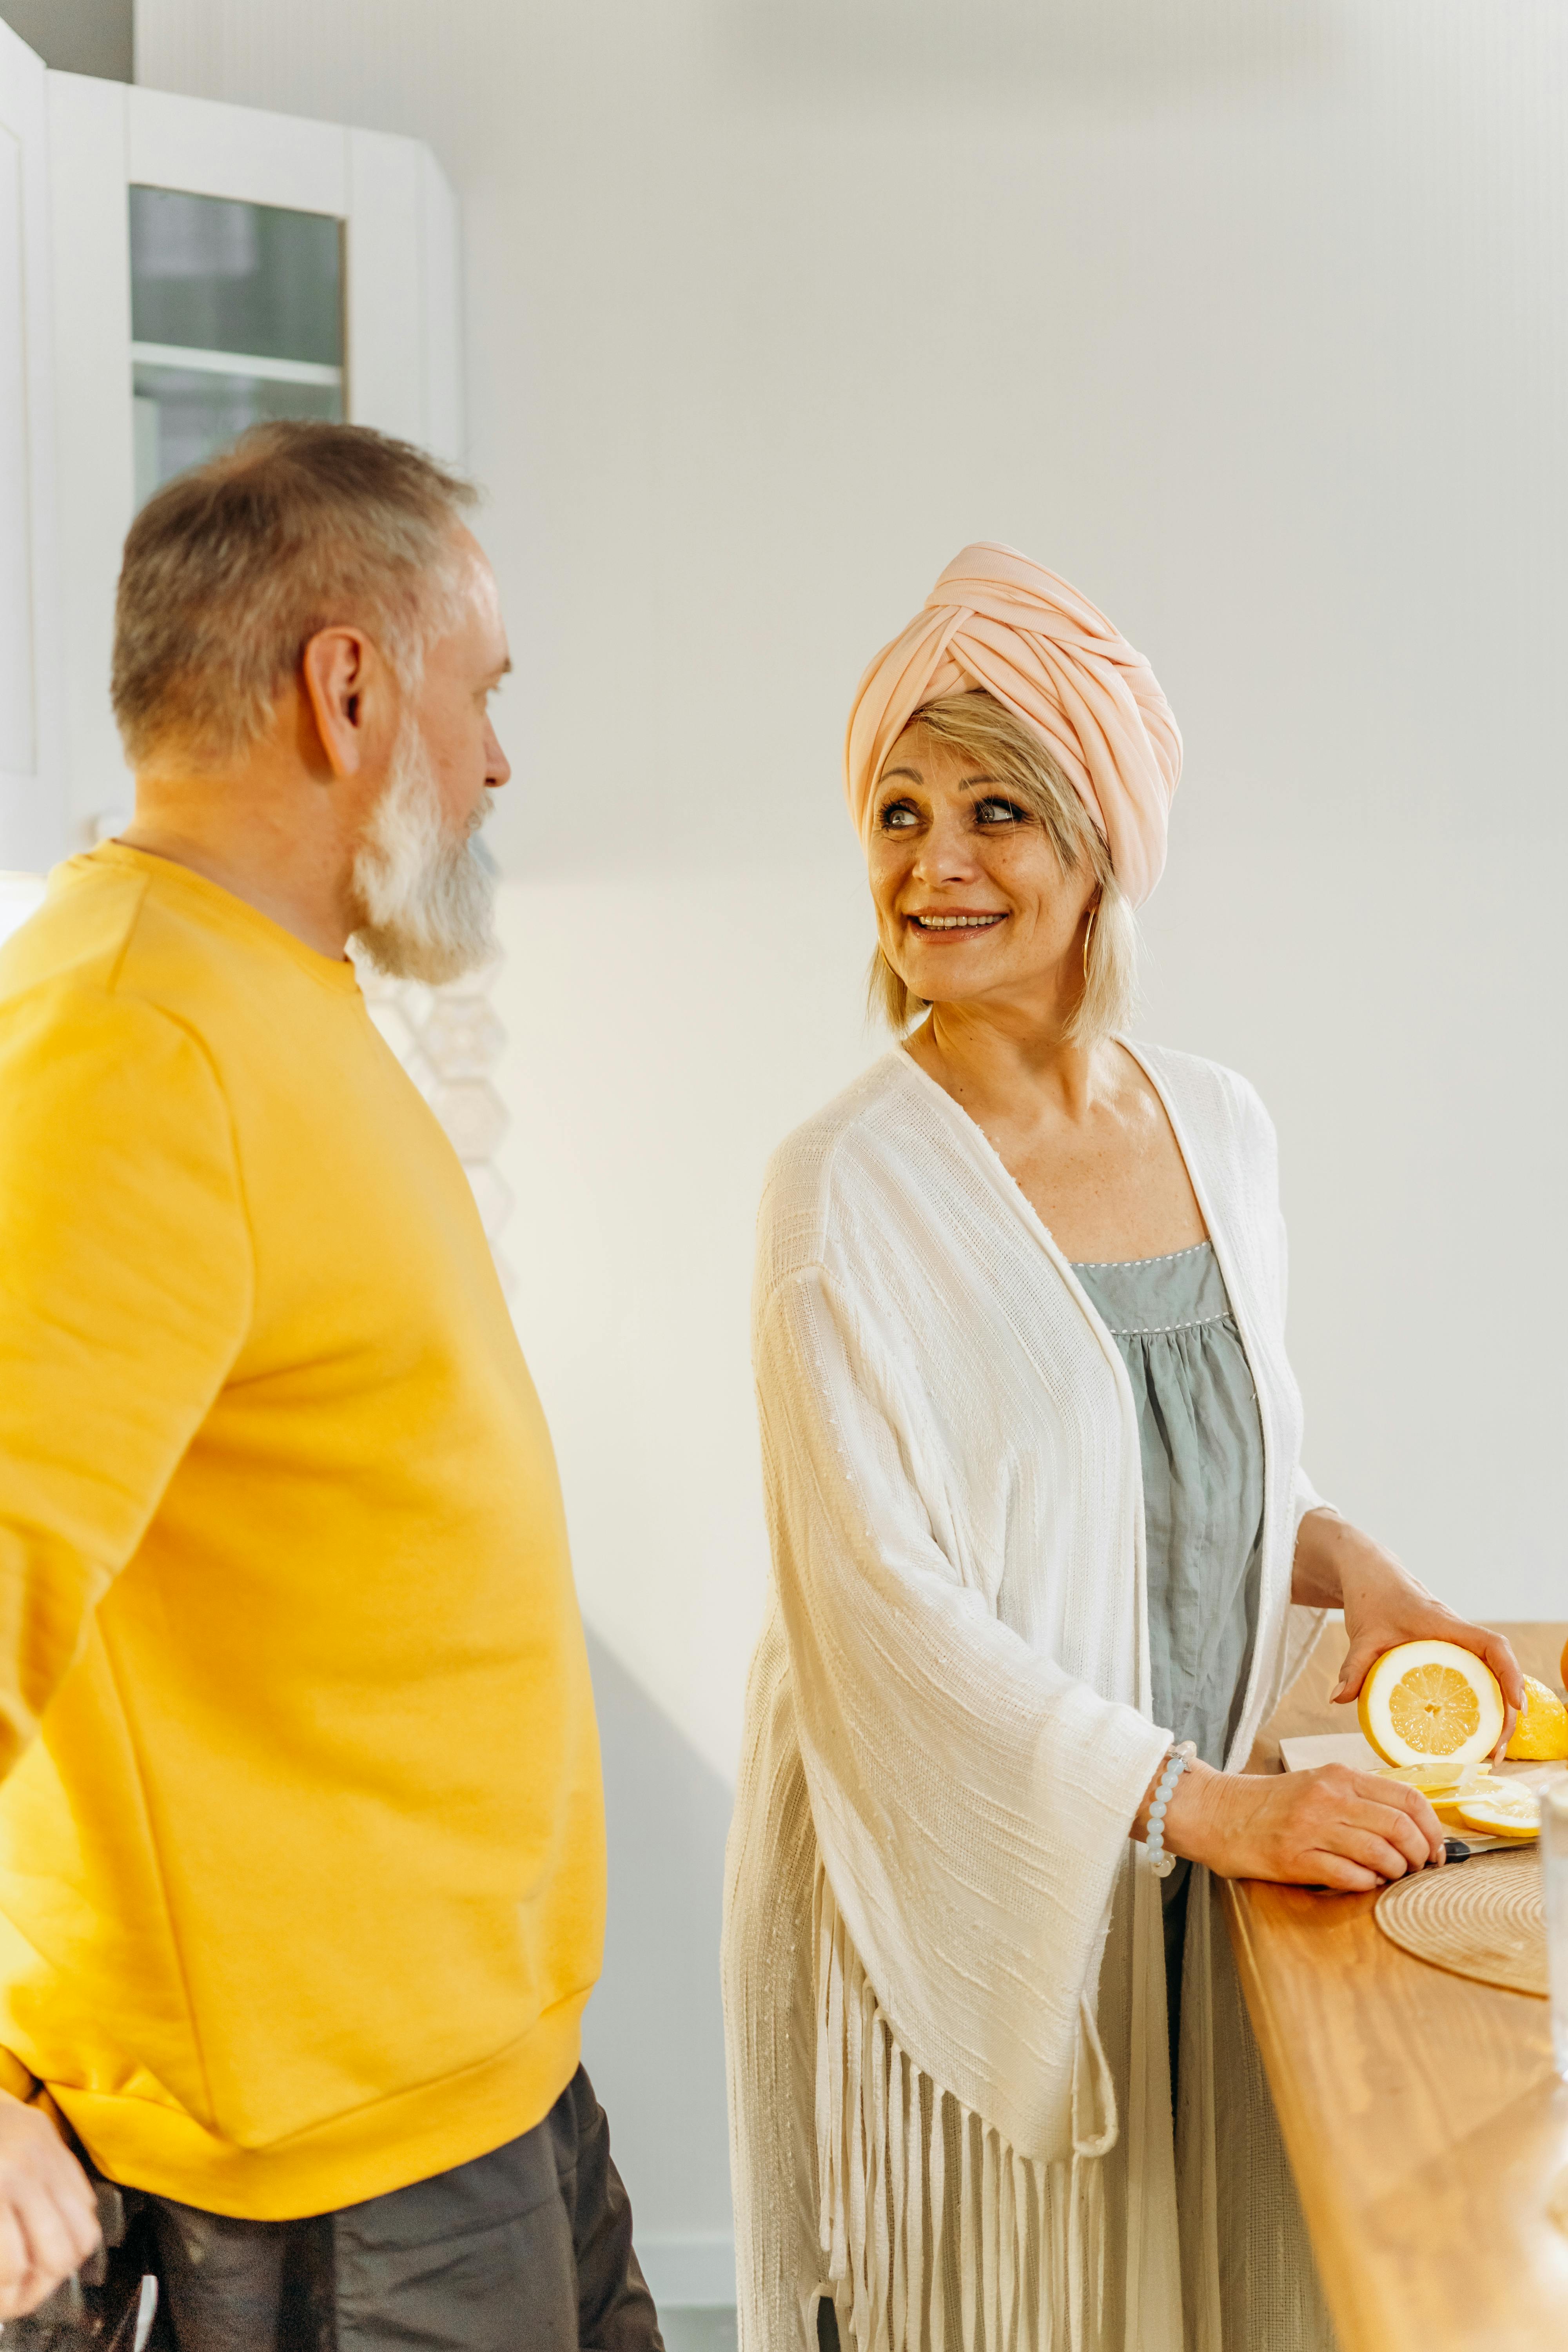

{"left": 0, "top": 985, "right": 252, "bottom": 1775}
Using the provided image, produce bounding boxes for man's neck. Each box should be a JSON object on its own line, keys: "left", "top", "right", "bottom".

{"left": 122, "top": 759, "right": 366, "bottom": 962}
{"left": 114, "top": 824, "right": 351, "bottom": 961}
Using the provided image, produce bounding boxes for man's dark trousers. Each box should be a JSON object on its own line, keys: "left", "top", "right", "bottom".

{"left": 16, "top": 2067, "right": 663, "bottom": 2352}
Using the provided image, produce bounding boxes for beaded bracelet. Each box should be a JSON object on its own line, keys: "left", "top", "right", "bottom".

{"left": 1144, "top": 1740, "right": 1197, "bottom": 1878}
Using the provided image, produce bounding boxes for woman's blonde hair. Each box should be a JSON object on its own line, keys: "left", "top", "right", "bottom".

{"left": 866, "top": 690, "right": 1139, "bottom": 1045}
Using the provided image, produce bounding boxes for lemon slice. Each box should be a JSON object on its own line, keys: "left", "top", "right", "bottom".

{"left": 1505, "top": 1675, "right": 1568, "bottom": 1762}
{"left": 1375, "top": 1760, "right": 1490, "bottom": 1798}
{"left": 1358, "top": 1641, "right": 1504, "bottom": 1770}
{"left": 1452, "top": 1784, "right": 1539, "bottom": 1840}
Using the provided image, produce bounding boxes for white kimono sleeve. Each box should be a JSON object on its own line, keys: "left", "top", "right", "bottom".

{"left": 755, "top": 1261, "right": 1171, "bottom": 2165}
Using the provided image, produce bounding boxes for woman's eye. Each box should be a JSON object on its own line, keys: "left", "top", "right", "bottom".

{"left": 974, "top": 797, "right": 1028, "bottom": 825}
{"left": 878, "top": 800, "right": 920, "bottom": 830}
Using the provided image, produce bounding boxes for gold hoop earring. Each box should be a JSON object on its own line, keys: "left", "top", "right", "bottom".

{"left": 1082, "top": 901, "right": 1098, "bottom": 984}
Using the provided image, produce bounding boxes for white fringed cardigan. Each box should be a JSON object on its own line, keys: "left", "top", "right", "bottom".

{"left": 722, "top": 1042, "right": 1334, "bottom": 2352}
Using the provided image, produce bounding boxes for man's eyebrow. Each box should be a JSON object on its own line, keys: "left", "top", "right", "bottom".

{"left": 486, "top": 657, "right": 514, "bottom": 682}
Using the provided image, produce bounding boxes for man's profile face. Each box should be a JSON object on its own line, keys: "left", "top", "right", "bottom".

{"left": 414, "top": 527, "right": 512, "bottom": 837}
{"left": 347, "top": 532, "right": 513, "bottom": 983}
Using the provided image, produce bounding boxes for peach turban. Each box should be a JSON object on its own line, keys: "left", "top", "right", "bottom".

{"left": 844, "top": 542, "right": 1182, "bottom": 907}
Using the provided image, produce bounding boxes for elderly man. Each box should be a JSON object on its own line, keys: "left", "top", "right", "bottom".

{"left": 0, "top": 423, "right": 660, "bottom": 2350}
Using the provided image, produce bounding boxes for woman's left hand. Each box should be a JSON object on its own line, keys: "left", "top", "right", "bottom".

{"left": 1293, "top": 1509, "right": 1524, "bottom": 1759}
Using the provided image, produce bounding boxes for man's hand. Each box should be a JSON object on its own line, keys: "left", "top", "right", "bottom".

{"left": 0, "top": 2091, "right": 102, "bottom": 2319}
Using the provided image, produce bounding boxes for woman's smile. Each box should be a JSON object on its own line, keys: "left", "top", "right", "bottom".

{"left": 905, "top": 907, "right": 1008, "bottom": 935}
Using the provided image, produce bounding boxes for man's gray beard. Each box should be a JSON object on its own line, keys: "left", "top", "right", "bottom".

{"left": 349, "top": 719, "right": 498, "bottom": 984}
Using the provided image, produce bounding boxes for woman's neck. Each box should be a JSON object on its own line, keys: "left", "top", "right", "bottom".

{"left": 904, "top": 999, "right": 1109, "bottom": 1128}
{"left": 902, "top": 998, "right": 1207, "bottom": 1263}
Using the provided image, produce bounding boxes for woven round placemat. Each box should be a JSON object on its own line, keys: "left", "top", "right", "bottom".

{"left": 1374, "top": 1846, "right": 1546, "bottom": 1996}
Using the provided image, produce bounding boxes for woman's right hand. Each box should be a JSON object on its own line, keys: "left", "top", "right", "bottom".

{"left": 1158, "top": 1758, "right": 1446, "bottom": 1891}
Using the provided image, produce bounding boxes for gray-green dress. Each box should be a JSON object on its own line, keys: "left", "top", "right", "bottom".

{"left": 1071, "top": 1240, "right": 1265, "bottom": 2095}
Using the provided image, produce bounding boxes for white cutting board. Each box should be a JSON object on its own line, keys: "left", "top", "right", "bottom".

{"left": 1279, "top": 1731, "right": 1384, "bottom": 1773}
{"left": 1280, "top": 1731, "right": 1553, "bottom": 1782}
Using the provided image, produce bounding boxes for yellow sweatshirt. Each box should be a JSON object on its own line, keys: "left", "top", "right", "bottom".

{"left": 0, "top": 843, "right": 605, "bottom": 2218}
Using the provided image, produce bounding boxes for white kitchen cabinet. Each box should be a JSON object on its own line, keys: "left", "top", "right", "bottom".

{"left": 0, "top": 19, "right": 66, "bottom": 874}
{"left": 0, "top": 41, "right": 462, "bottom": 867}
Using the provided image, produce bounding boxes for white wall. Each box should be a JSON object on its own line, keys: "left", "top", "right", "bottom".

{"left": 131, "top": 0, "right": 1568, "bottom": 2280}
{"left": 133, "top": 0, "right": 1568, "bottom": 1753}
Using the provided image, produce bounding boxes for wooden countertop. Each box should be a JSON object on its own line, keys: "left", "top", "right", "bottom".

{"left": 1224, "top": 1621, "right": 1568, "bottom": 2352}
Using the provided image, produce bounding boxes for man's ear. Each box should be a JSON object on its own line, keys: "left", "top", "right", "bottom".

{"left": 300, "top": 627, "right": 379, "bottom": 778}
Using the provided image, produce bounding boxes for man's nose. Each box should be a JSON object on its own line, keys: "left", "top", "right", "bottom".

{"left": 485, "top": 721, "right": 511, "bottom": 789}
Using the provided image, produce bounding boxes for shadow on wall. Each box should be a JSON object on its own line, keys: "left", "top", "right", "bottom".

{"left": 710, "top": 0, "right": 1339, "bottom": 99}
{"left": 581, "top": 1630, "right": 737, "bottom": 2295}
{"left": 0, "top": 0, "right": 132, "bottom": 77}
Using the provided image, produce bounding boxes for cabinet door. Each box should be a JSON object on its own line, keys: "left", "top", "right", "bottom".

{"left": 345, "top": 129, "right": 463, "bottom": 465}
{"left": 46, "top": 71, "right": 132, "bottom": 845}
{"left": 0, "top": 19, "right": 65, "bottom": 873}
{"left": 46, "top": 79, "right": 464, "bottom": 842}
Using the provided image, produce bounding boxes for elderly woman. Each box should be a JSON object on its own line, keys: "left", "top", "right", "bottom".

{"left": 721, "top": 544, "right": 1521, "bottom": 2352}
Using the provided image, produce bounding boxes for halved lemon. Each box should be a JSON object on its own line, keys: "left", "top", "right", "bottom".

{"left": 1358, "top": 1641, "right": 1504, "bottom": 1770}
{"left": 1506, "top": 1675, "right": 1568, "bottom": 1762}
{"left": 1452, "top": 1783, "right": 1539, "bottom": 1840}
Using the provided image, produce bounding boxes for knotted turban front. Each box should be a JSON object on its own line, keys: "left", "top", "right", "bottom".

{"left": 844, "top": 542, "right": 1182, "bottom": 908}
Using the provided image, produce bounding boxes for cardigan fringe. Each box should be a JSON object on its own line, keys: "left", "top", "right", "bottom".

{"left": 813, "top": 1864, "right": 1114, "bottom": 2352}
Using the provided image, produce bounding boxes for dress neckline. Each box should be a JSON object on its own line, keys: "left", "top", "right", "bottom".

{"left": 1071, "top": 1240, "right": 1214, "bottom": 1273}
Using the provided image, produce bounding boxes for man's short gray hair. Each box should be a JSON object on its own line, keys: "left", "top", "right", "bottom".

{"left": 111, "top": 420, "right": 479, "bottom": 767}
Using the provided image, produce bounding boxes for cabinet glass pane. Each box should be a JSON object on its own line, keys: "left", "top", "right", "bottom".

{"left": 132, "top": 369, "right": 343, "bottom": 510}
{"left": 130, "top": 188, "right": 341, "bottom": 366}
{"left": 129, "top": 188, "right": 344, "bottom": 506}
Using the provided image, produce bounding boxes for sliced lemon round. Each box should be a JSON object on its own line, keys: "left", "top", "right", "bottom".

{"left": 1505, "top": 1675, "right": 1568, "bottom": 1762}
{"left": 1358, "top": 1641, "right": 1504, "bottom": 1771}
{"left": 1376, "top": 1760, "right": 1491, "bottom": 1798}
{"left": 1452, "top": 1784, "right": 1540, "bottom": 1839}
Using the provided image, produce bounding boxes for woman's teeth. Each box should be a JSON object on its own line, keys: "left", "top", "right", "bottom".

{"left": 911, "top": 913, "right": 1004, "bottom": 931}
